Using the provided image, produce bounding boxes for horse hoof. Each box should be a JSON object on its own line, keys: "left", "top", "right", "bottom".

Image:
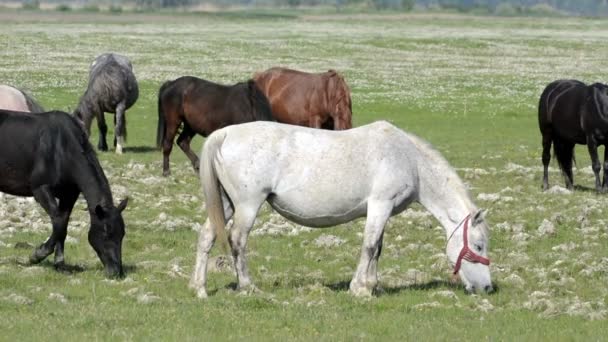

{"left": 29, "top": 246, "right": 49, "bottom": 264}
{"left": 54, "top": 261, "right": 67, "bottom": 272}
{"left": 195, "top": 288, "right": 208, "bottom": 299}
{"left": 115, "top": 147, "right": 123, "bottom": 155}
{"left": 349, "top": 283, "right": 374, "bottom": 297}
{"left": 162, "top": 170, "right": 171, "bottom": 177}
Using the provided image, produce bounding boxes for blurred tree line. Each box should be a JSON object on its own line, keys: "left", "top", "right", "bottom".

{"left": 8, "top": 0, "right": 608, "bottom": 15}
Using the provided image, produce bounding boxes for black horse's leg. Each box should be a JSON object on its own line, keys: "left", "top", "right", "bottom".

{"left": 541, "top": 133, "right": 552, "bottom": 191}
{"left": 587, "top": 136, "right": 602, "bottom": 192}
{"left": 602, "top": 145, "right": 608, "bottom": 192}
{"left": 52, "top": 190, "right": 79, "bottom": 269}
{"left": 176, "top": 124, "right": 199, "bottom": 173}
{"left": 97, "top": 111, "right": 108, "bottom": 151}
{"left": 29, "top": 185, "right": 60, "bottom": 264}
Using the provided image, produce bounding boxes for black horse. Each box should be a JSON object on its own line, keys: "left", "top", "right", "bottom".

{"left": 74, "top": 53, "right": 139, "bottom": 154}
{"left": 0, "top": 109, "right": 128, "bottom": 277}
{"left": 156, "top": 76, "right": 274, "bottom": 176}
{"left": 539, "top": 79, "right": 608, "bottom": 192}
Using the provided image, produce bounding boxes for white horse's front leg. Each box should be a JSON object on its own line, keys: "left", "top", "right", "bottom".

{"left": 190, "top": 219, "right": 214, "bottom": 299}
{"left": 350, "top": 200, "right": 392, "bottom": 297}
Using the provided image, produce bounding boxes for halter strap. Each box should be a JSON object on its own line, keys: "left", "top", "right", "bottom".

{"left": 450, "top": 214, "right": 490, "bottom": 275}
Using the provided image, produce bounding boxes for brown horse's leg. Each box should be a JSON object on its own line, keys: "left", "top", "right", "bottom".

{"left": 162, "top": 120, "right": 180, "bottom": 177}
{"left": 177, "top": 124, "right": 199, "bottom": 173}
{"left": 541, "top": 132, "right": 552, "bottom": 191}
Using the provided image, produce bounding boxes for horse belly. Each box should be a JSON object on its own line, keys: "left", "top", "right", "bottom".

{"left": 0, "top": 166, "right": 32, "bottom": 196}
{"left": 268, "top": 189, "right": 367, "bottom": 228}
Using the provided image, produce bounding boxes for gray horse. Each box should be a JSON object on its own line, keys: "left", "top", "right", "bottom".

{"left": 74, "top": 53, "right": 139, "bottom": 154}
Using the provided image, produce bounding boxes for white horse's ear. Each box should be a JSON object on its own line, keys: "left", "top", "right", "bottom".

{"left": 472, "top": 209, "right": 486, "bottom": 226}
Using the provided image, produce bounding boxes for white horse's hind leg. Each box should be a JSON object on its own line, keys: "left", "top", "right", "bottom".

{"left": 189, "top": 218, "right": 213, "bottom": 298}
{"left": 190, "top": 200, "right": 233, "bottom": 299}
{"left": 229, "top": 205, "right": 259, "bottom": 292}
{"left": 350, "top": 200, "right": 392, "bottom": 297}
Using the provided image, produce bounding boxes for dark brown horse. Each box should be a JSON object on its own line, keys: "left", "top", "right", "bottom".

{"left": 539, "top": 79, "right": 608, "bottom": 192}
{"left": 156, "top": 76, "right": 273, "bottom": 176}
{"left": 253, "top": 67, "right": 352, "bottom": 130}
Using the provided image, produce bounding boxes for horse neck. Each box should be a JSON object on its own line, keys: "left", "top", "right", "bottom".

{"left": 414, "top": 146, "right": 476, "bottom": 238}
{"left": 72, "top": 148, "right": 114, "bottom": 211}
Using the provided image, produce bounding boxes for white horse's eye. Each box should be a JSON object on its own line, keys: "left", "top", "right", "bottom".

{"left": 474, "top": 244, "right": 483, "bottom": 252}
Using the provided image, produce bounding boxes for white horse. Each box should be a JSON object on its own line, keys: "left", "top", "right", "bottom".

{"left": 0, "top": 85, "right": 44, "bottom": 112}
{"left": 190, "top": 121, "right": 492, "bottom": 298}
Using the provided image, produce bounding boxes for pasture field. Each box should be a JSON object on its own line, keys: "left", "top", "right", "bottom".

{"left": 1, "top": 10, "right": 608, "bottom": 340}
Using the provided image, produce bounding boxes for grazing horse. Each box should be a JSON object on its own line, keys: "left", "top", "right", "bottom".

{"left": 74, "top": 53, "right": 139, "bottom": 154}
{"left": 0, "top": 109, "right": 128, "bottom": 277}
{"left": 0, "top": 84, "right": 44, "bottom": 112}
{"left": 253, "top": 67, "right": 352, "bottom": 130}
{"left": 539, "top": 79, "right": 608, "bottom": 191}
{"left": 156, "top": 76, "right": 274, "bottom": 176}
{"left": 190, "top": 121, "right": 492, "bottom": 298}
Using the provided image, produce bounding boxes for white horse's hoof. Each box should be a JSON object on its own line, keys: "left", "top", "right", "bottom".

{"left": 349, "top": 283, "right": 374, "bottom": 298}
{"left": 115, "top": 146, "right": 123, "bottom": 154}
{"left": 237, "top": 284, "right": 261, "bottom": 296}
{"left": 195, "top": 288, "right": 208, "bottom": 299}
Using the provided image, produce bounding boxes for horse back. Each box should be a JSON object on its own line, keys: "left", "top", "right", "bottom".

{"left": 0, "top": 85, "right": 30, "bottom": 112}
{"left": 253, "top": 68, "right": 332, "bottom": 126}
{"left": 0, "top": 110, "right": 87, "bottom": 196}
{"left": 172, "top": 76, "right": 271, "bottom": 136}
{"left": 538, "top": 79, "right": 586, "bottom": 141}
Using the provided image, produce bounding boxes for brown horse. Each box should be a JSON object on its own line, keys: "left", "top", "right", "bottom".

{"left": 156, "top": 76, "right": 274, "bottom": 176}
{"left": 253, "top": 67, "right": 352, "bottom": 130}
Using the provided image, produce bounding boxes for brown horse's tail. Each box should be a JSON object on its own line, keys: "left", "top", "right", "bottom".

{"left": 156, "top": 80, "right": 173, "bottom": 149}
{"left": 247, "top": 79, "right": 274, "bottom": 121}
{"left": 200, "top": 130, "right": 230, "bottom": 253}
{"left": 328, "top": 71, "right": 353, "bottom": 130}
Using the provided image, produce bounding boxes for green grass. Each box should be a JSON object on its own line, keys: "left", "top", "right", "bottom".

{"left": 1, "top": 10, "right": 608, "bottom": 340}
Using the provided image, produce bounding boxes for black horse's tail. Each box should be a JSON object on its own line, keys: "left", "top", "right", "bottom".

{"left": 247, "top": 79, "right": 274, "bottom": 121}
{"left": 553, "top": 137, "right": 575, "bottom": 178}
{"left": 156, "top": 80, "right": 173, "bottom": 149}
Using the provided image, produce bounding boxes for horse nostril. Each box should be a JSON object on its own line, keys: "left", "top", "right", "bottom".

{"left": 484, "top": 285, "right": 494, "bottom": 293}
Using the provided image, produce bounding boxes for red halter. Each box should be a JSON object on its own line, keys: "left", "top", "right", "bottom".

{"left": 449, "top": 214, "right": 490, "bottom": 275}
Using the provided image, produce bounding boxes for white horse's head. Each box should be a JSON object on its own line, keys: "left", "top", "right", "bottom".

{"left": 446, "top": 210, "right": 493, "bottom": 294}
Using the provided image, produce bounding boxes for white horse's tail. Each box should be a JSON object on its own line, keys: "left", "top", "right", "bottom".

{"left": 200, "top": 130, "right": 230, "bottom": 253}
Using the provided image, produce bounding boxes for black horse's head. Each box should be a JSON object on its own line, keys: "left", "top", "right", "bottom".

{"left": 88, "top": 198, "right": 128, "bottom": 278}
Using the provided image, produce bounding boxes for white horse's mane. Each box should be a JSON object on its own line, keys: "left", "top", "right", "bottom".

{"left": 404, "top": 131, "right": 485, "bottom": 224}
{"left": 405, "top": 132, "right": 469, "bottom": 195}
